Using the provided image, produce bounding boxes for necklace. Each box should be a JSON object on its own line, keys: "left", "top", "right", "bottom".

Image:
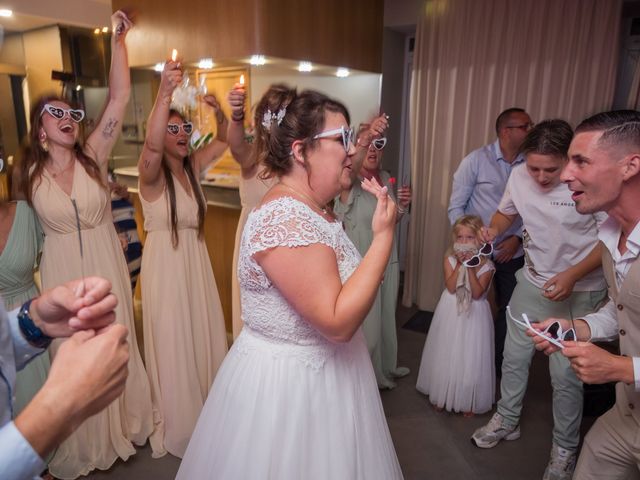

{"left": 280, "top": 182, "right": 328, "bottom": 215}
{"left": 47, "top": 159, "right": 75, "bottom": 178}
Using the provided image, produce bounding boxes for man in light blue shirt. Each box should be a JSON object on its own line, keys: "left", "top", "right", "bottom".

{"left": 448, "top": 108, "right": 532, "bottom": 375}
{"left": 0, "top": 277, "right": 129, "bottom": 480}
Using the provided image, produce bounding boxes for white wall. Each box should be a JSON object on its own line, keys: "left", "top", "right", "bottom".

{"left": 250, "top": 65, "right": 382, "bottom": 129}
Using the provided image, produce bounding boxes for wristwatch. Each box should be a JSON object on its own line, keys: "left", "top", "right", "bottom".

{"left": 18, "top": 299, "right": 53, "bottom": 349}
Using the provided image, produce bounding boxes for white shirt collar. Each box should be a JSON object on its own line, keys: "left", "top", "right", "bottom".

{"left": 599, "top": 216, "right": 640, "bottom": 259}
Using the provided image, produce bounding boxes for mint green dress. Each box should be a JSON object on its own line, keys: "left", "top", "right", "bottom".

{"left": 0, "top": 201, "right": 49, "bottom": 415}
{"left": 334, "top": 171, "right": 408, "bottom": 389}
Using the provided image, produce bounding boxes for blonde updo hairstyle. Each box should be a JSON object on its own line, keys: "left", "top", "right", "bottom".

{"left": 259, "top": 87, "right": 350, "bottom": 179}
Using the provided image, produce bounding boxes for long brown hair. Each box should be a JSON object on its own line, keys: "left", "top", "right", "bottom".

{"left": 19, "top": 95, "right": 105, "bottom": 204}
{"left": 163, "top": 109, "right": 206, "bottom": 248}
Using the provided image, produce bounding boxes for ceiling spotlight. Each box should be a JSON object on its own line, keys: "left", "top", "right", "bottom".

{"left": 250, "top": 55, "right": 266, "bottom": 66}
{"left": 198, "top": 58, "right": 214, "bottom": 69}
{"left": 93, "top": 28, "right": 101, "bottom": 34}
{"left": 75, "top": 85, "right": 82, "bottom": 91}
{"left": 0, "top": 9, "right": 13, "bottom": 17}
{"left": 298, "top": 61, "right": 312, "bottom": 73}
{"left": 336, "top": 68, "right": 350, "bottom": 78}
{"left": 153, "top": 62, "right": 165, "bottom": 72}
{"left": 101, "top": 26, "right": 109, "bottom": 33}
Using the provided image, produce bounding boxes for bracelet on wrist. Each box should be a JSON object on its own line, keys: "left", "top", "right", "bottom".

{"left": 231, "top": 113, "right": 245, "bottom": 122}
{"left": 397, "top": 206, "right": 407, "bottom": 214}
{"left": 18, "top": 299, "right": 53, "bottom": 349}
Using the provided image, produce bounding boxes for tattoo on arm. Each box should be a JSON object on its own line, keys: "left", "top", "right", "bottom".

{"left": 102, "top": 118, "right": 119, "bottom": 139}
{"left": 144, "top": 159, "right": 151, "bottom": 169}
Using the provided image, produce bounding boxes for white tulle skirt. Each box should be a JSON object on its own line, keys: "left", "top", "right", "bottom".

{"left": 177, "top": 327, "right": 403, "bottom": 479}
{"left": 416, "top": 289, "right": 495, "bottom": 414}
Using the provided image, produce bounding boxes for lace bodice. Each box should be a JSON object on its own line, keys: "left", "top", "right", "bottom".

{"left": 237, "top": 197, "right": 361, "bottom": 367}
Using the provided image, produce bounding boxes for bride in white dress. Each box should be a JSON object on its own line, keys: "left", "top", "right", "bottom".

{"left": 177, "top": 88, "right": 403, "bottom": 479}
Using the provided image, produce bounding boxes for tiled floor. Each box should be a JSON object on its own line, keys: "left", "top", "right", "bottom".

{"left": 84, "top": 304, "right": 601, "bottom": 479}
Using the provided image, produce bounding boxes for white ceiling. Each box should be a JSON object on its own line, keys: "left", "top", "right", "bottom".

{"left": 0, "top": 0, "right": 112, "bottom": 33}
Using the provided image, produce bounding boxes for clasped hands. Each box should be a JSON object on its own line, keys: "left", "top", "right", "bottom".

{"left": 28, "top": 276, "right": 130, "bottom": 427}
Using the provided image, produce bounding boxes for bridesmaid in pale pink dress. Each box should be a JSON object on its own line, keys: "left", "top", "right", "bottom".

{"left": 226, "top": 83, "right": 294, "bottom": 338}
{"left": 18, "top": 11, "right": 160, "bottom": 479}
{"left": 137, "top": 60, "right": 229, "bottom": 458}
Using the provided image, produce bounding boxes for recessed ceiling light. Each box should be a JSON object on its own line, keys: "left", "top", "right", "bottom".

{"left": 198, "top": 58, "right": 214, "bottom": 69}
{"left": 0, "top": 9, "right": 13, "bottom": 18}
{"left": 298, "top": 61, "right": 312, "bottom": 72}
{"left": 101, "top": 26, "right": 109, "bottom": 33}
{"left": 250, "top": 55, "right": 266, "bottom": 66}
{"left": 336, "top": 68, "right": 350, "bottom": 78}
{"left": 153, "top": 62, "right": 164, "bottom": 72}
{"left": 93, "top": 28, "right": 100, "bottom": 35}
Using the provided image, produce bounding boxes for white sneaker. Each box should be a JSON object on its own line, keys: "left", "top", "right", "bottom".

{"left": 543, "top": 443, "right": 577, "bottom": 480}
{"left": 471, "top": 412, "right": 520, "bottom": 448}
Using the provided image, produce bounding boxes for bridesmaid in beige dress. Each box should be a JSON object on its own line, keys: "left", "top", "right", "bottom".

{"left": 226, "top": 84, "right": 294, "bottom": 338}
{"left": 18, "top": 12, "right": 160, "bottom": 479}
{"left": 137, "top": 60, "right": 229, "bottom": 458}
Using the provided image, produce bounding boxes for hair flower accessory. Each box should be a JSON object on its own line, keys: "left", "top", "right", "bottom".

{"left": 261, "top": 107, "right": 287, "bottom": 131}
{"left": 171, "top": 76, "right": 198, "bottom": 115}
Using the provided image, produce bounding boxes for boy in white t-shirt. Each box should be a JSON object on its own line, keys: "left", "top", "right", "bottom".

{"left": 471, "top": 120, "right": 607, "bottom": 480}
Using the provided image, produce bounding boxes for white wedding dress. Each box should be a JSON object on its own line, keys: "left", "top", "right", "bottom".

{"left": 177, "top": 196, "right": 403, "bottom": 479}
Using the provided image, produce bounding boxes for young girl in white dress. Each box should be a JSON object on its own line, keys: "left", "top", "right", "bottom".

{"left": 416, "top": 214, "right": 495, "bottom": 416}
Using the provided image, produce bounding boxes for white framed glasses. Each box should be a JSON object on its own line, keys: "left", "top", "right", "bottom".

{"left": 506, "top": 306, "right": 575, "bottom": 349}
{"left": 463, "top": 242, "right": 493, "bottom": 267}
{"left": 40, "top": 104, "right": 85, "bottom": 123}
{"left": 312, "top": 126, "right": 355, "bottom": 152}
{"left": 371, "top": 137, "right": 387, "bottom": 151}
{"left": 167, "top": 122, "right": 193, "bottom": 136}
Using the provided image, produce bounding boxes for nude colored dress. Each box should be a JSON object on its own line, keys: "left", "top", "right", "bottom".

{"left": 231, "top": 172, "right": 273, "bottom": 339}
{"left": 0, "top": 201, "right": 48, "bottom": 415}
{"left": 32, "top": 163, "right": 159, "bottom": 479}
{"left": 139, "top": 174, "right": 228, "bottom": 458}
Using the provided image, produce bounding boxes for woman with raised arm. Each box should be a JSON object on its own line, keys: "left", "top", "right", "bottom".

{"left": 226, "top": 83, "right": 291, "bottom": 338}
{"left": 334, "top": 116, "right": 411, "bottom": 389}
{"left": 177, "top": 87, "right": 403, "bottom": 479}
{"left": 137, "top": 60, "right": 229, "bottom": 458}
{"left": 18, "top": 12, "right": 159, "bottom": 478}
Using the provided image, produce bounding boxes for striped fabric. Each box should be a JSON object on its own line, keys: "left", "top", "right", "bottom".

{"left": 111, "top": 197, "right": 142, "bottom": 290}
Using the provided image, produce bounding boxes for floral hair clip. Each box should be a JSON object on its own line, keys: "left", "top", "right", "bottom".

{"left": 261, "top": 107, "right": 287, "bottom": 131}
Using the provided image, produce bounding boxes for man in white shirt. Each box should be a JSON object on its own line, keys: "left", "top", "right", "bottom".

{"left": 531, "top": 110, "right": 640, "bottom": 479}
{"left": 0, "top": 277, "right": 129, "bottom": 480}
{"left": 470, "top": 120, "right": 606, "bottom": 480}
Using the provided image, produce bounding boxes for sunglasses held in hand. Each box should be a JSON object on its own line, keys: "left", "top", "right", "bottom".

{"left": 506, "top": 306, "right": 576, "bottom": 349}
{"left": 463, "top": 242, "right": 493, "bottom": 267}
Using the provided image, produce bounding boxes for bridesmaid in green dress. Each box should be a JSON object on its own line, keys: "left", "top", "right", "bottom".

{"left": 0, "top": 199, "right": 48, "bottom": 413}
{"left": 335, "top": 122, "right": 411, "bottom": 389}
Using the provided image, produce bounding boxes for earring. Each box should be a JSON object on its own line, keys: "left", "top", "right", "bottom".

{"left": 39, "top": 134, "right": 49, "bottom": 152}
